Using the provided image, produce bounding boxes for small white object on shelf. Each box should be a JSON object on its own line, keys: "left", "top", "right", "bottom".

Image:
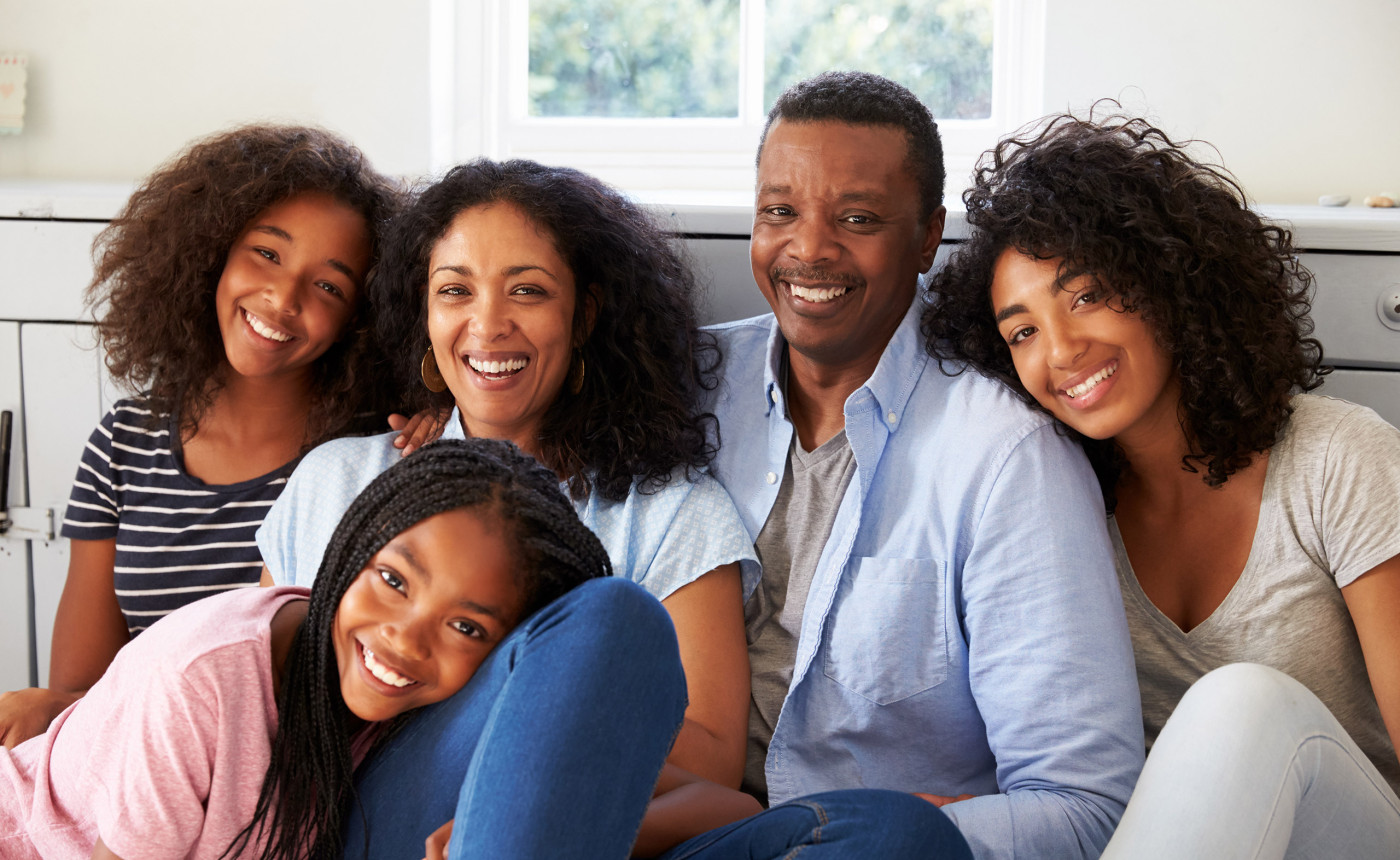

{"left": 1318, "top": 194, "right": 1351, "bottom": 207}
{"left": 0, "top": 53, "right": 27, "bottom": 135}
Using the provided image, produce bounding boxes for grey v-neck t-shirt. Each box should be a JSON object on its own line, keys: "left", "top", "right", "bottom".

{"left": 742, "top": 430, "right": 857, "bottom": 799}
{"left": 1113, "top": 394, "right": 1400, "bottom": 794}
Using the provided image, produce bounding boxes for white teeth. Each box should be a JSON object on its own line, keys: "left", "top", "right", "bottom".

{"left": 244, "top": 310, "right": 292, "bottom": 342}
{"left": 362, "top": 645, "right": 415, "bottom": 688}
{"left": 468, "top": 357, "right": 528, "bottom": 375}
{"left": 1065, "top": 363, "right": 1117, "bottom": 399}
{"left": 787, "top": 282, "right": 850, "bottom": 303}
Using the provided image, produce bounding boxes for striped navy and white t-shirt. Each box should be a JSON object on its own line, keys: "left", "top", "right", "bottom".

{"left": 60, "top": 399, "right": 295, "bottom": 635}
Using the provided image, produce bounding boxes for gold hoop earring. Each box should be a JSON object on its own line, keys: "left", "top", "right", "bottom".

{"left": 568, "top": 352, "right": 586, "bottom": 395}
{"left": 421, "top": 346, "right": 448, "bottom": 393}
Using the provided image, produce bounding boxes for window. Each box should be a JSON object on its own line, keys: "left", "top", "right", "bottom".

{"left": 438, "top": 0, "right": 1044, "bottom": 199}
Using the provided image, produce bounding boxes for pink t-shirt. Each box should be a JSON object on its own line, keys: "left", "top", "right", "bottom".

{"left": 0, "top": 585, "right": 309, "bottom": 860}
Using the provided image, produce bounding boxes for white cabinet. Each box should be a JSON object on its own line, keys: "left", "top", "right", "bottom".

{"left": 0, "top": 217, "right": 108, "bottom": 690}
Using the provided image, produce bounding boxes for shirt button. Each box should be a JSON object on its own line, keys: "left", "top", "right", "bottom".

{"left": 887, "top": 411, "right": 898, "bottom": 425}
{"left": 765, "top": 471, "right": 778, "bottom": 484}
{"left": 770, "top": 389, "right": 779, "bottom": 403}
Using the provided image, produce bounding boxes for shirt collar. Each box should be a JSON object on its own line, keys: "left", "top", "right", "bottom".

{"left": 759, "top": 297, "right": 929, "bottom": 429}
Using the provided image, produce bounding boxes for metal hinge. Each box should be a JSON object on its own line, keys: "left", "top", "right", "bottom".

{"left": 0, "top": 506, "right": 56, "bottom": 541}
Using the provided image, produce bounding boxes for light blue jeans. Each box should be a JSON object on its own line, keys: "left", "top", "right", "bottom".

{"left": 655, "top": 789, "right": 973, "bottom": 859}
{"left": 1103, "top": 663, "right": 1400, "bottom": 859}
{"left": 341, "top": 577, "right": 688, "bottom": 860}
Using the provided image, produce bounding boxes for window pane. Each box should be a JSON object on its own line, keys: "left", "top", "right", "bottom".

{"left": 765, "top": 0, "right": 993, "bottom": 120}
{"left": 529, "top": 0, "right": 741, "bottom": 118}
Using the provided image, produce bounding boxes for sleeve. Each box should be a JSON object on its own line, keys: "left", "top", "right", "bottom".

{"left": 635, "top": 474, "right": 760, "bottom": 602}
{"left": 256, "top": 436, "right": 389, "bottom": 588}
{"left": 940, "top": 424, "right": 1145, "bottom": 860}
{"left": 83, "top": 655, "right": 225, "bottom": 859}
{"left": 1321, "top": 405, "right": 1400, "bottom": 586}
{"left": 58, "top": 408, "right": 121, "bottom": 540}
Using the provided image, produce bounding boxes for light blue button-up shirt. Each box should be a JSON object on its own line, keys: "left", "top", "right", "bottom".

{"left": 707, "top": 300, "right": 1144, "bottom": 860}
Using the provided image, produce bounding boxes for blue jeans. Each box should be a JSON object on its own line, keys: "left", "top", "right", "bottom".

{"left": 342, "top": 577, "right": 688, "bottom": 860}
{"left": 1102, "top": 663, "right": 1400, "bottom": 859}
{"left": 655, "top": 789, "right": 973, "bottom": 859}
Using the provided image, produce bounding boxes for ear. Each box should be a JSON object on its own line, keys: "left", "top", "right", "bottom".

{"left": 918, "top": 205, "right": 947, "bottom": 274}
{"left": 574, "top": 283, "right": 602, "bottom": 347}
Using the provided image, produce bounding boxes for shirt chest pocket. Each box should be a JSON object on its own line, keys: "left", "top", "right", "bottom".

{"left": 821, "top": 557, "right": 949, "bottom": 705}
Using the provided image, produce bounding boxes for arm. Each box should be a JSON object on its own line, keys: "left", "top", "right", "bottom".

{"left": 0, "top": 537, "right": 127, "bottom": 747}
{"left": 92, "top": 837, "right": 124, "bottom": 860}
{"left": 632, "top": 764, "right": 763, "bottom": 859}
{"left": 941, "top": 427, "right": 1144, "bottom": 860}
{"left": 658, "top": 562, "right": 749, "bottom": 788}
{"left": 1341, "top": 552, "right": 1400, "bottom": 768}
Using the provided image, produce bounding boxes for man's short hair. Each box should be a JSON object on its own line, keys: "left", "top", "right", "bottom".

{"left": 758, "top": 71, "right": 945, "bottom": 220}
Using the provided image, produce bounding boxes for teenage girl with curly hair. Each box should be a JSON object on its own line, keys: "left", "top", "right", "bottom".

{"left": 1, "top": 437, "right": 696, "bottom": 860}
{"left": 259, "top": 158, "right": 764, "bottom": 856}
{"left": 924, "top": 113, "right": 1400, "bottom": 858}
{"left": 0, "top": 125, "right": 401, "bottom": 748}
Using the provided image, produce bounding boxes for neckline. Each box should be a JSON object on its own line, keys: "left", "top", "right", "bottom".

{"left": 1111, "top": 449, "right": 1281, "bottom": 639}
{"left": 167, "top": 410, "right": 301, "bottom": 492}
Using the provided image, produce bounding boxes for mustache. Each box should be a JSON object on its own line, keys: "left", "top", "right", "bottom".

{"left": 770, "top": 266, "right": 865, "bottom": 289}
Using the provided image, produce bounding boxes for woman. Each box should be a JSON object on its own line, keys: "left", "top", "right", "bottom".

{"left": 258, "top": 159, "right": 759, "bottom": 856}
{"left": 925, "top": 114, "right": 1400, "bottom": 858}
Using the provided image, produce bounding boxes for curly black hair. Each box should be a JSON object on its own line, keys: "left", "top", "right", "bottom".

{"left": 758, "top": 70, "right": 945, "bottom": 219}
{"left": 923, "top": 112, "right": 1325, "bottom": 502}
{"left": 224, "top": 437, "right": 610, "bottom": 860}
{"left": 373, "top": 158, "right": 721, "bottom": 502}
{"left": 88, "top": 124, "right": 403, "bottom": 445}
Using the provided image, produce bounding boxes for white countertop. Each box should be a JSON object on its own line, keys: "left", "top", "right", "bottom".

{"left": 4, "top": 181, "right": 1400, "bottom": 252}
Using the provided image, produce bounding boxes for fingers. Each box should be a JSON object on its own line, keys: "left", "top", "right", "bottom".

{"left": 423, "top": 819, "right": 454, "bottom": 860}
{"left": 912, "top": 791, "right": 976, "bottom": 808}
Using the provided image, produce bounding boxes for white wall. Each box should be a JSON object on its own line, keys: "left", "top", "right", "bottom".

{"left": 0, "top": 0, "right": 432, "bottom": 181}
{"left": 1043, "top": 0, "right": 1400, "bottom": 204}
{"left": 1, "top": 0, "right": 1397, "bottom": 203}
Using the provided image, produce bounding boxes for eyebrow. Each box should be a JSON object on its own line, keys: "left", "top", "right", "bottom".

{"left": 249, "top": 224, "right": 358, "bottom": 281}
{"left": 429, "top": 263, "right": 559, "bottom": 281}
{"left": 391, "top": 541, "right": 511, "bottom": 623}
{"left": 756, "top": 183, "right": 885, "bottom": 205}
{"left": 994, "top": 303, "right": 1027, "bottom": 325}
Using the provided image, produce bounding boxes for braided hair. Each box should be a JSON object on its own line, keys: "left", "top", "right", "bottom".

{"left": 223, "top": 438, "right": 612, "bottom": 860}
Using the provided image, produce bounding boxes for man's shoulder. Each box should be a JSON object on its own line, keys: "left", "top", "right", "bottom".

{"left": 706, "top": 314, "right": 775, "bottom": 366}
{"left": 906, "top": 362, "right": 1058, "bottom": 445}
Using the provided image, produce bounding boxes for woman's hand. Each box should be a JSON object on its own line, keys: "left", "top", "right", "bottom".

{"left": 389, "top": 408, "right": 452, "bottom": 457}
{"left": 423, "top": 819, "right": 454, "bottom": 860}
{"left": 0, "top": 686, "right": 78, "bottom": 748}
{"left": 914, "top": 791, "right": 977, "bottom": 807}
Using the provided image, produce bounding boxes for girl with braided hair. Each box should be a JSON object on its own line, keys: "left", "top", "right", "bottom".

{"left": 259, "top": 159, "right": 763, "bottom": 855}
{"left": 1, "top": 437, "right": 692, "bottom": 859}
{"left": 0, "top": 124, "right": 401, "bottom": 748}
{"left": 924, "top": 113, "right": 1400, "bottom": 858}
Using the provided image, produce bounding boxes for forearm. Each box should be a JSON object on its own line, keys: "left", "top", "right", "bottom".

{"left": 633, "top": 774, "right": 762, "bottom": 858}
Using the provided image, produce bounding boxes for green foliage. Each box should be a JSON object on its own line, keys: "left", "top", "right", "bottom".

{"left": 529, "top": 0, "right": 741, "bottom": 117}
{"left": 528, "top": 0, "right": 992, "bottom": 121}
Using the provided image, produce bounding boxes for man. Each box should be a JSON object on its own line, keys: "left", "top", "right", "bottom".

{"left": 686, "top": 72, "right": 1144, "bottom": 859}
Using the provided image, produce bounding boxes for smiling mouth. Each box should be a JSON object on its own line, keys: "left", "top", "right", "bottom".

{"left": 361, "top": 643, "right": 418, "bottom": 688}
{"left": 468, "top": 356, "right": 529, "bottom": 380}
{"left": 1063, "top": 362, "right": 1117, "bottom": 400}
{"left": 784, "top": 281, "right": 851, "bottom": 303}
{"left": 242, "top": 309, "right": 293, "bottom": 343}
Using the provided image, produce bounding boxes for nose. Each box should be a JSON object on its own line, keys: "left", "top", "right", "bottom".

{"left": 468, "top": 291, "right": 513, "bottom": 341}
{"left": 787, "top": 214, "right": 840, "bottom": 264}
{"left": 263, "top": 270, "right": 302, "bottom": 316}
{"left": 381, "top": 615, "right": 430, "bottom": 663}
{"left": 1044, "top": 322, "right": 1088, "bottom": 369}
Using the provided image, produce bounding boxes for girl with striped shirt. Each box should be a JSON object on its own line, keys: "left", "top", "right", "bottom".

{"left": 0, "top": 125, "right": 399, "bottom": 748}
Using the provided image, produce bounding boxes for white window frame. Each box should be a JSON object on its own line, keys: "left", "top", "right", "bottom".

{"left": 434, "top": 0, "right": 1044, "bottom": 200}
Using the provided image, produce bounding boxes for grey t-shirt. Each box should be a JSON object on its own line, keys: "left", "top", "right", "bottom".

{"left": 742, "top": 430, "right": 857, "bottom": 799}
{"left": 1114, "top": 394, "right": 1400, "bottom": 793}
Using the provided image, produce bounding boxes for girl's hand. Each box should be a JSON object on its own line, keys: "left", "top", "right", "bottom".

{"left": 0, "top": 686, "right": 78, "bottom": 748}
{"left": 423, "top": 819, "right": 454, "bottom": 860}
{"left": 389, "top": 408, "right": 452, "bottom": 457}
